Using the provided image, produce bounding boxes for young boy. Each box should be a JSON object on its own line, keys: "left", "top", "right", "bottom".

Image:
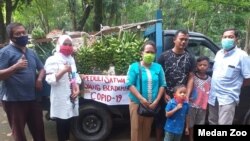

{"left": 164, "top": 85, "right": 189, "bottom": 141}
{"left": 188, "top": 56, "right": 211, "bottom": 141}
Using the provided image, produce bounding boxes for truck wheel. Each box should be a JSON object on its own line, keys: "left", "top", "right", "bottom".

{"left": 244, "top": 110, "right": 250, "bottom": 125}
{"left": 71, "top": 103, "right": 112, "bottom": 141}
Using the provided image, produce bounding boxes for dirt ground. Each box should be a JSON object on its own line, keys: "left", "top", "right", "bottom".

{"left": 0, "top": 106, "right": 58, "bottom": 141}
{"left": 0, "top": 106, "right": 155, "bottom": 141}
{"left": 1, "top": 104, "right": 192, "bottom": 141}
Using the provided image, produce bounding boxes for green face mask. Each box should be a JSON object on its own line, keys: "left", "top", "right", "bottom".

{"left": 143, "top": 53, "right": 155, "bottom": 64}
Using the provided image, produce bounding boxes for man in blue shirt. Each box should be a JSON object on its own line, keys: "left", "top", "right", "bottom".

{"left": 0, "top": 23, "right": 46, "bottom": 141}
{"left": 208, "top": 28, "right": 250, "bottom": 125}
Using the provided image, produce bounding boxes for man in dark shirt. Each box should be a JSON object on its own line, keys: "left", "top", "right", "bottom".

{"left": 155, "top": 29, "right": 195, "bottom": 141}
{"left": 0, "top": 22, "right": 46, "bottom": 141}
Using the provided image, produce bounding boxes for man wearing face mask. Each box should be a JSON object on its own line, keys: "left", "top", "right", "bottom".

{"left": 0, "top": 23, "right": 46, "bottom": 141}
{"left": 208, "top": 28, "right": 250, "bottom": 125}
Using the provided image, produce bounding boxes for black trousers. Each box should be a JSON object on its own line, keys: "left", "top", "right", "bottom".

{"left": 2, "top": 100, "right": 46, "bottom": 141}
{"left": 55, "top": 118, "right": 72, "bottom": 141}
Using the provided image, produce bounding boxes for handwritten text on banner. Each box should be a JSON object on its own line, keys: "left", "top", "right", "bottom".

{"left": 81, "top": 75, "right": 129, "bottom": 105}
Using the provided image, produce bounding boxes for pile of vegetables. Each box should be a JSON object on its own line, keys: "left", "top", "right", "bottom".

{"left": 29, "top": 27, "right": 54, "bottom": 63}
{"left": 31, "top": 26, "right": 46, "bottom": 39}
{"left": 29, "top": 42, "right": 55, "bottom": 63}
{"left": 76, "top": 31, "right": 146, "bottom": 75}
{"left": 28, "top": 29, "right": 146, "bottom": 75}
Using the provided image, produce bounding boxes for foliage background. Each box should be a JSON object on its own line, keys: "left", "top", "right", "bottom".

{"left": 0, "top": 0, "right": 249, "bottom": 52}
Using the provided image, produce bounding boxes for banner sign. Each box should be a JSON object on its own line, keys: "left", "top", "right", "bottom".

{"left": 81, "top": 75, "right": 130, "bottom": 105}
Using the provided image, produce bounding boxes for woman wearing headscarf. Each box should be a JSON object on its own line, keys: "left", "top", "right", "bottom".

{"left": 44, "top": 35, "right": 81, "bottom": 141}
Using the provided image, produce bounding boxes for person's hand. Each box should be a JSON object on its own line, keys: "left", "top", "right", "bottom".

{"left": 14, "top": 54, "right": 28, "bottom": 70}
{"left": 149, "top": 101, "right": 158, "bottom": 110}
{"left": 164, "top": 93, "right": 171, "bottom": 103}
{"left": 185, "top": 127, "right": 189, "bottom": 135}
{"left": 63, "top": 64, "right": 72, "bottom": 73}
{"left": 176, "top": 103, "right": 183, "bottom": 110}
{"left": 188, "top": 97, "right": 193, "bottom": 103}
{"left": 35, "top": 79, "right": 43, "bottom": 91}
{"left": 71, "top": 84, "right": 80, "bottom": 99}
{"left": 139, "top": 97, "right": 150, "bottom": 108}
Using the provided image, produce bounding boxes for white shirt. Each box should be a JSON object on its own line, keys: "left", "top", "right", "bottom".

{"left": 45, "top": 53, "right": 81, "bottom": 119}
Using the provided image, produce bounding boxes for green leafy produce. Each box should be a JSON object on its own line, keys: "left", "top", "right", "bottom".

{"left": 28, "top": 42, "right": 55, "bottom": 63}
{"left": 31, "top": 26, "right": 46, "bottom": 39}
{"left": 76, "top": 31, "right": 146, "bottom": 75}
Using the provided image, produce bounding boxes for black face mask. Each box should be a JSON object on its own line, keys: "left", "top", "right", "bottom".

{"left": 13, "top": 35, "right": 28, "bottom": 46}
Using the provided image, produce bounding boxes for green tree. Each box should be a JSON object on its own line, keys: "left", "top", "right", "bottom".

{"left": 14, "top": 0, "right": 72, "bottom": 33}
{"left": 93, "top": 0, "right": 102, "bottom": 31}
{"left": 67, "top": 0, "right": 93, "bottom": 31}
{"left": 102, "top": 0, "right": 122, "bottom": 26}
{"left": 13, "top": 0, "right": 94, "bottom": 34}
{"left": 2, "top": 0, "right": 249, "bottom": 54}
{"left": 76, "top": 0, "right": 93, "bottom": 31}
{"left": 0, "top": 0, "right": 31, "bottom": 43}
{"left": 160, "top": 0, "right": 249, "bottom": 53}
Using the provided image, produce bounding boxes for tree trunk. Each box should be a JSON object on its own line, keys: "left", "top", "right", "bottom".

{"left": 93, "top": 0, "right": 103, "bottom": 31}
{"left": 68, "top": 0, "right": 77, "bottom": 30}
{"left": 43, "top": 0, "right": 50, "bottom": 33}
{"left": 192, "top": 11, "right": 197, "bottom": 31}
{"left": 2, "top": 0, "right": 14, "bottom": 43}
{"left": 34, "top": 0, "right": 51, "bottom": 33}
{"left": 77, "top": 3, "right": 93, "bottom": 31}
{"left": 5, "top": 0, "right": 12, "bottom": 25}
{"left": 0, "top": 0, "right": 30, "bottom": 44}
{"left": 0, "top": 5, "right": 6, "bottom": 43}
{"left": 108, "top": 2, "right": 116, "bottom": 26}
{"left": 244, "top": 19, "right": 250, "bottom": 54}
{"left": 187, "top": 12, "right": 192, "bottom": 31}
{"left": 159, "top": 0, "right": 163, "bottom": 9}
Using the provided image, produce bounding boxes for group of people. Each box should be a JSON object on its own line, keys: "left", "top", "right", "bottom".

{"left": 126, "top": 29, "right": 250, "bottom": 141}
{"left": 0, "top": 22, "right": 81, "bottom": 141}
{"left": 0, "top": 22, "right": 250, "bottom": 141}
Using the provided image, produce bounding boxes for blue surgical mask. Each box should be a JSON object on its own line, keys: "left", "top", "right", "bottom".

{"left": 13, "top": 35, "right": 29, "bottom": 46}
{"left": 221, "top": 38, "right": 235, "bottom": 50}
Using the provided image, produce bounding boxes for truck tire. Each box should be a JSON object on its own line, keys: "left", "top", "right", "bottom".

{"left": 243, "top": 109, "right": 250, "bottom": 125}
{"left": 71, "top": 103, "right": 112, "bottom": 141}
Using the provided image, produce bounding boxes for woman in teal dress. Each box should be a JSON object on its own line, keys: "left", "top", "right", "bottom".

{"left": 126, "top": 40, "right": 167, "bottom": 141}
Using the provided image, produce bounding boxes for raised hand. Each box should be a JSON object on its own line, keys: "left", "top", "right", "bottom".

{"left": 15, "top": 54, "right": 28, "bottom": 70}
{"left": 63, "top": 63, "right": 72, "bottom": 73}
{"left": 176, "top": 103, "right": 183, "bottom": 110}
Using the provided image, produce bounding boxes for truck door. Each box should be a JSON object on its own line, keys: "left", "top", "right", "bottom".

{"left": 186, "top": 37, "right": 219, "bottom": 75}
